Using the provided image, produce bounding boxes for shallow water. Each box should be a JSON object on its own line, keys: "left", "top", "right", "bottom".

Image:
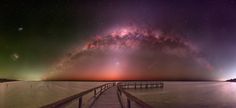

{"left": 0, "top": 81, "right": 106, "bottom": 108}
{"left": 127, "top": 82, "right": 236, "bottom": 108}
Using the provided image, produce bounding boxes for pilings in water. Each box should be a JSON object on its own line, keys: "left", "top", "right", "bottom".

{"left": 120, "top": 81, "right": 164, "bottom": 89}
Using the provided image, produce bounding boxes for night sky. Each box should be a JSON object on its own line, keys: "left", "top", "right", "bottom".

{"left": 1, "top": 0, "right": 236, "bottom": 81}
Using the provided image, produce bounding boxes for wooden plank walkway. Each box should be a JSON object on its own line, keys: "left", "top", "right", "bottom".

{"left": 91, "top": 86, "right": 121, "bottom": 108}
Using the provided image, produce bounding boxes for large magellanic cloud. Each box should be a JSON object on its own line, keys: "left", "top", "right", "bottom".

{"left": 45, "top": 27, "right": 216, "bottom": 80}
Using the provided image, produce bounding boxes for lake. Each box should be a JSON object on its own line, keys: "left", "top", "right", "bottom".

{"left": 0, "top": 81, "right": 106, "bottom": 108}
{"left": 127, "top": 82, "right": 236, "bottom": 108}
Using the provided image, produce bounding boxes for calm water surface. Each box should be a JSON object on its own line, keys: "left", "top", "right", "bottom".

{"left": 127, "top": 82, "right": 236, "bottom": 108}
{"left": 0, "top": 81, "right": 106, "bottom": 108}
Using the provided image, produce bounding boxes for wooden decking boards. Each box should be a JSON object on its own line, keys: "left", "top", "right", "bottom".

{"left": 91, "top": 86, "right": 121, "bottom": 108}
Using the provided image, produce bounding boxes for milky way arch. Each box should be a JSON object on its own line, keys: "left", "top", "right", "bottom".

{"left": 45, "top": 27, "right": 215, "bottom": 80}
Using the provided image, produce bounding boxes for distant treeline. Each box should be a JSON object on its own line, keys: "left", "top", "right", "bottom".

{"left": 0, "top": 79, "right": 18, "bottom": 83}
{"left": 227, "top": 78, "right": 236, "bottom": 82}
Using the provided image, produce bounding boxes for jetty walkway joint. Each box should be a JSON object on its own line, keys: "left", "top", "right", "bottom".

{"left": 41, "top": 81, "right": 164, "bottom": 108}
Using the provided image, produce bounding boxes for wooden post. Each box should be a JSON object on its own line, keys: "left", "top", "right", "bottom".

{"left": 94, "top": 89, "right": 96, "bottom": 97}
{"left": 127, "top": 98, "right": 131, "bottom": 108}
{"left": 78, "top": 97, "right": 82, "bottom": 108}
{"left": 118, "top": 88, "right": 122, "bottom": 96}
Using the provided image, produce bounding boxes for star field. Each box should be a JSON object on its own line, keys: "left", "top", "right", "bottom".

{"left": 1, "top": 0, "right": 236, "bottom": 80}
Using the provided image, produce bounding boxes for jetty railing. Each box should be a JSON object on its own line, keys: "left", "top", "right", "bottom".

{"left": 117, "top": 81, "right": 164, "bottom": 108}
{"left": 41, "top": 83, "right": 115, "bottom": 108}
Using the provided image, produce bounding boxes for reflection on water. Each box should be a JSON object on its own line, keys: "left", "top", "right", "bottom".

{"left": 127, "top": 82, "right": 236, "bottom": 108}
{"left": 0, "top": 81, "right": 106, "bottom": 108}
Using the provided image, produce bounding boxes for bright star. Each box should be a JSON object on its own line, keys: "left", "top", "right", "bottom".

{"left": 115, "top": 61, "right": 120, "bottom": 66}
{"left": 18, "top": 27, "right": 23, "bottom": 31}
{"left": 11, "top": 53, "right": 20, "bottom": 61}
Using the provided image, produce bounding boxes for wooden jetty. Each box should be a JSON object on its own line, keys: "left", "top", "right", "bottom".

{"left": 40, "top": 81, "right": 164, "bottom": 108}
{"left": 41, "top": 83, "right": 114, "bottom": 108}
{"left": 119, "top": 81, "right": 164, "bottom": 89}
{"left": 117, "top": 81, "right": 163, "bottom": 108}
{"left": 90, "top": 86, "right": 121, "bottom": 108}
